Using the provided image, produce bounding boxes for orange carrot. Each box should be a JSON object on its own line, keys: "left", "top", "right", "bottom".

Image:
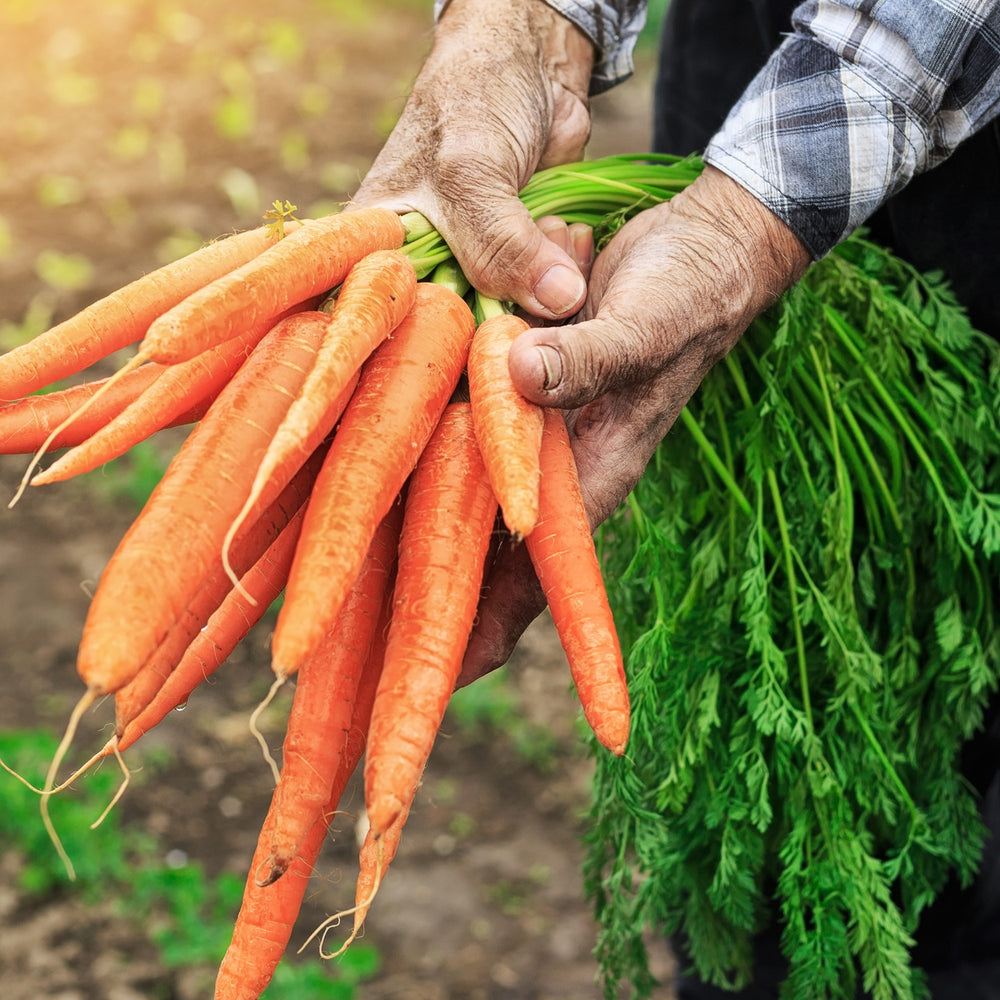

{"left": 263, "top": 499, "right": 403, "bottom": 884}
{"left": 33, "top": 300, "right": 315, "bottom": 485}
{"left": 214, "top": 585, "right": 394, "bottom": 1000}
{"left": 0, "top": 222, "right": 298, "bottom": 401}
{"left": 75, "top": 309, "right": 348, "bottom": 700}
{"left": 268, "top": 279, "right": 473, "bottom": 680}
{"left": 364, "top": 402, "right": 498, "bottom": 838}
{"left": 115, "top": 507, "right": 307, "bottom": 755}
{"left": 221, "top": 248, "right": 417, "bottom": 605}
{"left": 342, "top": 788, "right": 413, "bottom": 953}
{"left": 9, "top": 212, "right": 402, "bottom": 483}
{"left": 467, "top": 311, "right": 544, "bottom": 540}
{"left": 524, "top": 408, "right": 630, "bottom": 755}
{"left": 112, "top": 449, "right": 324, "bottom": 738}
{"left": 0, "top": 365, "right": 166, "bottom": 454}
{"left": 140, "top": 208, "right": 406, "bottom": 365}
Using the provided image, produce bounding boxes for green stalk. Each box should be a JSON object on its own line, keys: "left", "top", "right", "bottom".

{"left": 678, "top": 407, "right": 777, "bottom": 556}
{"left": 821, "top": 303, "right": 978, "bottom": 564}
{"left": 474, "top": 294, "right": 509, "bottom": 324}
{"left": 734, "top": 335, "right": 821, "bottom": 510}
{"left": 837, "top": 402, "right": 917, "bottom": 609}
{"left": 766, "top": 467, "right": 814, "bottom": 732}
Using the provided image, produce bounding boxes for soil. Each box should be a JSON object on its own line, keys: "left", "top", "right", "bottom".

{"left": 0, "top": 3, "right": 675, "bottom": 998}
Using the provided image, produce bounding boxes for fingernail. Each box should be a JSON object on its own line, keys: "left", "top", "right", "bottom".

{"left": 535, "top": 345, "right": 562, "bottom": 391}
{"left": 533, "top": 264, "right": 585, "bottom": 316}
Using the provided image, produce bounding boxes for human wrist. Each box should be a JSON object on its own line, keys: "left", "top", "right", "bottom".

{"left": 675, "top": 165, "right": 811, "bottom": 315}
{"left": 434, "top": 0, "right": 594, "bottom": 102}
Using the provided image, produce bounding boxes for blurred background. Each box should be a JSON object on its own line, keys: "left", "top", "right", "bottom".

{"left": 0, "top": 1, "right": 670, "bottom": 997}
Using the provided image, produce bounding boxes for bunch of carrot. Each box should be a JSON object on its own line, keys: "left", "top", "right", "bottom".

{"left": 0, "top": 186, "right": 638, "bottom": 997}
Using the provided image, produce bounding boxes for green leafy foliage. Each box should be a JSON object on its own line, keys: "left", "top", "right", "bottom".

{"left": 587, "top": 234, "right": 1000, "bottom": 999}
{"left": 33, "top": 249, "right": 94, "bottom": 291}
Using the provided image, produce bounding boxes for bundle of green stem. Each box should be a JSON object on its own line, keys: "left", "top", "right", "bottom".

{"left": 474, "top": 155, "right": 1000, "bottom": 999}
{"left": 402, "top": 152, "right": 702, "bottom": 277}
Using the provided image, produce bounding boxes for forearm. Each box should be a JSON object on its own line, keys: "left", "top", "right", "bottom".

{"left": 706, "top": 0, "right": 1000, "bottom": 257}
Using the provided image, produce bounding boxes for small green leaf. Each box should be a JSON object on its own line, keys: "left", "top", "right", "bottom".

{"left": 0, "top": 214, "right": 12, "bottom": 260}
{"left": 36, "top": 174, "right": 84, "bottom": 208}
{"left": 47, "top": 71, "right": 99, "bottom": 106}
{"left": 34, "top": 249, "right": 94, "bottom": 292}
{"left": 279, "top": 129, "right": 311, "bottom": 173}
{"left": 213, "top": 93, "right": 255, "bottom": 141}
{"left": 260, "top": 19, "right": 304, "bottom": 63}
{"left": 131, "top": 76, "right": 165, "bottom": 116}
{"left": 110, "top": 124, "right": 152, "bottom": 161}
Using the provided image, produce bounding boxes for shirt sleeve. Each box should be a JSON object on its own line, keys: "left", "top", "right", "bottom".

{"left": 433, "top": 0, "right": 647, "bottom": 94}
{"left": 704, "top": 0, "right": 1000, "bottom": 258}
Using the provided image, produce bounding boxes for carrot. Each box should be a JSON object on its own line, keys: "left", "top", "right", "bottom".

{"left": 340, "top": 789, "right": 413, "bottom": 954}
{"left": 467, "top": 310, "right": 544, "bottom": 540}
{"left": 267, "top": 279, "right": 473, "bottom": 680}
{"left": 112, "top": 449, "right": 324, "bottom": 738}
{"left": 364, "top": 402, "right": 498, "bottom": 838}
{"left": 140, "top": 208, "right": 406, "bottom": 365}
{"left": 214, "top": 584, "right": 394, "bottom": 1000}
{"left": 0, "top": 222, "right": 299, "bottom": 401}
{"left": 115, "top": 506, "right": 307, "bottom": 755}
{"left": 32, "top": 300, "right": 315, "bottom": 485}
{"left": 0, "top": 365, "right": 166, "bottom": 454}
{"left": 263, "top": 498, "right": 403, "bottom": 884}
{"left": 314, "top": 764, "right": 416, "bottom": 961}
{"left": 221, "top": 248, "right": 417, "bottom": 604}
{"left": 75, "top": 309, "right": 347, "bottom": 700}
{"left": 524, "top": 408, "right": 630, "bottom": 755}
{"left": 7, "top": 213, "right": 404, "bottom": 493}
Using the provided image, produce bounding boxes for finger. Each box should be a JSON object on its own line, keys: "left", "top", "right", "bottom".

{"left": 437, "top": 191, "right": 588, "bottom": 319}
{"left": 567, "top": 223, "right": 595, "bottom": 279}
{"left": 507, "top": 311, "right": 648, "bottom": 409}
{"left": 537, "top": 216, "right": 571, "bottom": 255}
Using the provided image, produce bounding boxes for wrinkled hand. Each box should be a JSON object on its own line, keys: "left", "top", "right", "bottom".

{"left": 459, "top": 166, "right": 811, "bottom": 684}
{"left": 350, "top": 0, "right": 594, "bottom": 318}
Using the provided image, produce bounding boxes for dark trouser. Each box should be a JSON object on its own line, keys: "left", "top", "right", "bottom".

{"left": 651, "top": 2, "right": 1000, "bottom": 994}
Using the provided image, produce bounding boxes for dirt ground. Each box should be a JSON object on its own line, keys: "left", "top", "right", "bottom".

{"left": 0, "top": 3, "right": 675, "bottom": 998}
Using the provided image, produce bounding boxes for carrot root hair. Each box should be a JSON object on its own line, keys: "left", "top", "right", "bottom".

{"left": 297, "top": 838, "right": 386, "bottom": 960}
{"left": 39, "top": 687, "right": 99, "bottom": 881}
{"left": 248, "top": 675, "right": 288, "bottom": 784}
{"left": 0, "top": 735, "right": 113, "bottom": 797}
{"left": 89, "top": 738, "right": 132, "bottom": 830}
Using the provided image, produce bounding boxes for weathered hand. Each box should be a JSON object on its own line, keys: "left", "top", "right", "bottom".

{"left": 350, "top": 0, "right": 594, "bottom": 319}
{"left": 459, "top": 166, "right": 812, "bottom": 683}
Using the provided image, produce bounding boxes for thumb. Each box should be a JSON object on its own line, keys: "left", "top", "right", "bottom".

{"left": 507, "top": 314, "right": 638, "bottom": 408}
{"left": 441, "top": 194, "right": 588, "bottom": 319}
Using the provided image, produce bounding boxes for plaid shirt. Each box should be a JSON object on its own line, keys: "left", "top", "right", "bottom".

{"left": 706, "top": 0, "right": 1000, "bottom": 257}
{"left": 435, "top": 1, "right": 1000, "bottom": 258}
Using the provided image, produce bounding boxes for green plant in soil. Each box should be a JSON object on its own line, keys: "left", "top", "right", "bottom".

{"left": 0, "top": 729, "right": 379, "bottom": 998}
{"left": 447, "top": 667, "right": 561, "bottom": 773}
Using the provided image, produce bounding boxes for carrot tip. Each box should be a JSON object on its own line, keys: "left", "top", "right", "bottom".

{"left": 255, "top": 864, "right": 284, "bottom": 888}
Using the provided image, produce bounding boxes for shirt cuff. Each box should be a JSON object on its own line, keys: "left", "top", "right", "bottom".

{"left": 433, "top": 0, "right": 646, "bottom": 95}
{"left": 704, "top": 34, "right": 929, "bottom": 259}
